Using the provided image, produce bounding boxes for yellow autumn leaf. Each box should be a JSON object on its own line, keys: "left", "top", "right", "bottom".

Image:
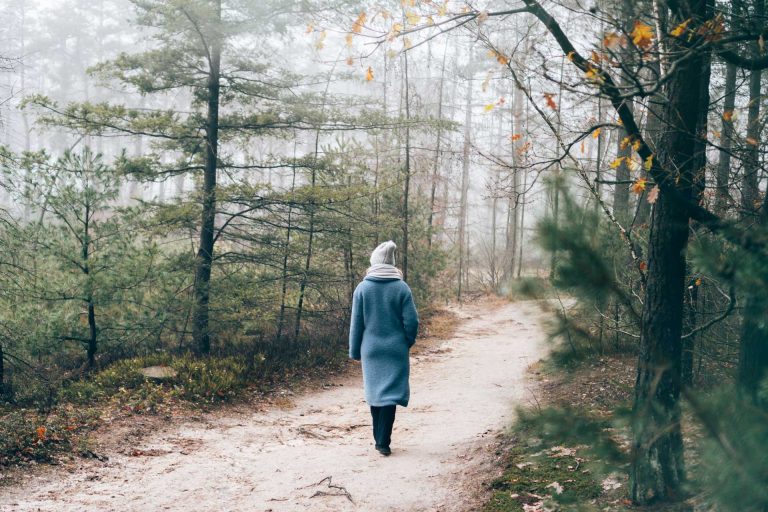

{"left": 630, "top": 21, "right": 654, "bottom": 50}
{"left": 670, "top": 18, "right": 691, "bottom": 37}
{"left": 723, "top": 110, "right": 734, "bottom": 121}
{"left": 314, "top": 30, "right": 327, "bottom": 50}
{"left": 365, "top": 66, "right": 374, "bottom": 81}
{"left": 405, "top": 10, "right": 420, "bottom": 25}
{"left": 345, "top": 33, "right": 353, "bottom": 47}
{"left": 427, "top": 15, "right": 435, "bottom": 25}
{"left": 592, "top": 128, "right": 601, "bottom": 139}
{"left": 620, "top": 135, "right": 632, "bottom": 150}
{"left": 628, "top": 158, "right": 641, "bottom": 172}
{"left": 566, "top": 51, "right": 575, "bottom": 61}
{"left": 438, "top": 2, "right": 448, "bottom": 16}
{"left": 644, "top": 154, "right": 654, "bottom": 170}
{"left": 631, "top": 139, "right": 642, "bottom": 151}
{"left": 403, "top": 37, "right": 412, "bottom": 49}
{"left": 484, "top": 103, "right": 495, "bottom": 112}
{"left": 610, "top": 157, "right": 625, "bottom": 169}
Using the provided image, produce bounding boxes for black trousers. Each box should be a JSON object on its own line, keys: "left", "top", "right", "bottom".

{"left": 370, "top": 405, "right": 396, "bottom": 448}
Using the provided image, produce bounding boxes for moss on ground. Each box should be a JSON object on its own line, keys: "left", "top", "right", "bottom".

{"left": 484, "top": 433, "right": 602, "bottom": 512}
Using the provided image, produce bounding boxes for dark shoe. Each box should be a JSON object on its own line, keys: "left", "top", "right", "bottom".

{"left": 376, "top": 445, "right": 391, "bottom": 456}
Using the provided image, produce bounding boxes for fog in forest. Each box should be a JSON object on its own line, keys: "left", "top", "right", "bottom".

{"left": 1, "top": 1, "right": 767, "bottom": 510}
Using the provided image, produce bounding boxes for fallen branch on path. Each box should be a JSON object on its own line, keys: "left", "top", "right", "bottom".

{"left": 300, "top": 475, "right": 355, "bottom": 504}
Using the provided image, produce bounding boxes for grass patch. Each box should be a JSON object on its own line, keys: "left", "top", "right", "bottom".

{"left": 484, "top": 433, "right": 602, "bottom": 511}
{"left": 0, "top": 405, "right": 101, "bottom": 467}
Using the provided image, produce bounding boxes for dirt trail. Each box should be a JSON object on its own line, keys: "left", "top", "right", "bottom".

{"left": 1, "top": 300, "right": 549, "bottom": 512}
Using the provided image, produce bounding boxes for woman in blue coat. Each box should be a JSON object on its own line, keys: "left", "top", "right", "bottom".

{"left": 349, "top": 241, "right": 419, "bottom": 456}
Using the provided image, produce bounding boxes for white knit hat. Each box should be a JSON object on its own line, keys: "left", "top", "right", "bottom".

{"left": 370, "top": 240, "right": 397, "bottom": 266}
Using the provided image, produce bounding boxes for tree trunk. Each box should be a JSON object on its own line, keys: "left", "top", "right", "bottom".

{"left": 715, "top": 61, "right": 737, "bottom": 215}
{"left": 630, "top": 2, "right": 712, "bottom": 503}
{"left": 741, "top": 59, "right": 762, "bottom": 217}
{"left": 428, "top": 44, "right": 448, "bottom": 249}
{"left": 192, "top": 1, "right": 222, "bottom": 355}
{"left": 276, "top": 163, "right": 297, "bottom": 342}
{"left": 613, "top": 0, "right": 635, "bottom": 226}
{"left": 0, "top": 341, "right": 4, "bottom": 397}
{"left": 457, "top": 73, "right": 472, "bottom": 301}
{"left": 402, "top": 49, "right": 411, "bottom": 282}
{"left": 737, "top": 0, "right": 767, "bottom": 406}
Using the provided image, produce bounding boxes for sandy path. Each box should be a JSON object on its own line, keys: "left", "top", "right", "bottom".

{"left": 1, "top": 300, "right": 548, "bottom": 512}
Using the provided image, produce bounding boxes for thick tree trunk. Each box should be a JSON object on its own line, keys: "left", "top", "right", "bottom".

{"left": 737, "top": 0, "right": 767, "bottom": 406}
{"left": 630, "top": 3, "right": 712, "bottom": 503}
{"left": 192, "top": 1, "right": 222, "bottom": 355}
{"left": 740, "top": 0, "right": 762, "bottom": 218}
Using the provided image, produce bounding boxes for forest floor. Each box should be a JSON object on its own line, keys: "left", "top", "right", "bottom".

{"left": 0, "top": 297, "right": 550, "bottom": 512}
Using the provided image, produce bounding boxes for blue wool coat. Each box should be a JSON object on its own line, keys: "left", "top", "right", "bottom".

{"left": 349, "top": 276, "right": 419, "bottom": 407}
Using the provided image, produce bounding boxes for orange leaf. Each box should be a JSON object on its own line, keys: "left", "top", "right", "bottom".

{"left": 592, "top": 127, "right": 602, "bottom": 139}
{"left": 695, "top": 277, "right": 702, "bottom": 286}
{"left": 346, "top": 56, "right": 354, "bottom": 66}
{"left": 639, "top": 261, "right": 647, "bottom": 271}
{"left": 352, "top": 11, "right": 367, "bottom": 34}
{"left": 603, "top": 32, "right": 623, "bottom": 50}
{"left": 510, "top": 134, "right": 522, "bottom": 141}
{"left": 365, "top": 66, "right": 374, "bottom": 81}
{"left": 722, "top": 110, "right": 734, "bottom": 121}
{"left": 36, "top": 426, "right": 47, "bottom": 441}
{"left": 543, "top": 92, "right": 557, "bottom": 110}
{"left": 746, "top": 137, "right": 759, "bottom": 146}
{"left": 631, "top": 178, "right": 647, "bottom": 194}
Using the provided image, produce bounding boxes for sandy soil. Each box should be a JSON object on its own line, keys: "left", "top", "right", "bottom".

{"left": 0, "top": 299, "right": 549, "bottom": 512}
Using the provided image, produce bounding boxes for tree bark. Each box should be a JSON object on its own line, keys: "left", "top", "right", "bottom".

{"left": 630, "top": 2, "right": 712, "bottom": 503}
{"left": 457, "top": 72, "right": 472, "bottom": 301}
{"left": 737, "top": 0, "right": 767, "bottom": 406}
{"left": 715, "top": 61, "right": 737, "bottom": 215}
{"left": 402, "top": 49, "right": 411, "bottom": 282}
{"left": 428, "top": 44, "right": 448, "bottom": 250}
{"left": 192, "top": 0, "right": 222, "bottom": 355}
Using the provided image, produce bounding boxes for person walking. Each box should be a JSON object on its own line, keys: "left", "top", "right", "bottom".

{"left": 349, "top": 240, "right": 419, "bottom": 456}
